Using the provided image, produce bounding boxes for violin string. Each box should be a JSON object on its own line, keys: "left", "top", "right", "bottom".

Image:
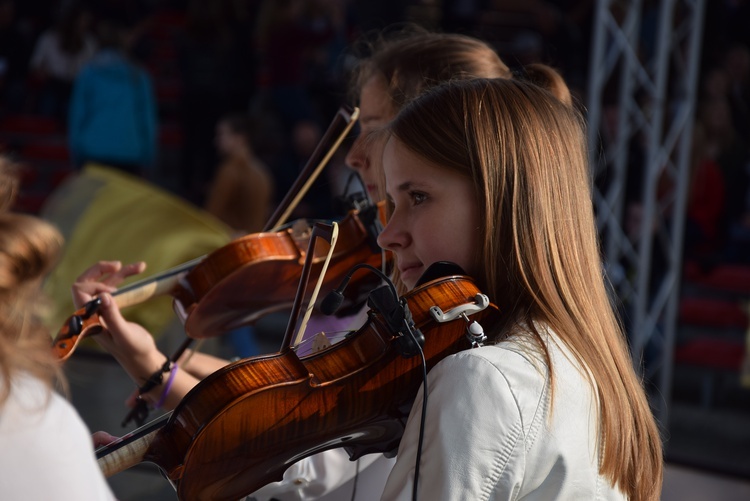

{"left": 293, "top": 330, "right": 353, "bottom": 351}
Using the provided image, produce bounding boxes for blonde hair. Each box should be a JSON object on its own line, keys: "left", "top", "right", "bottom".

{"left": 388, "top": 77, "right": 663, "bottom": 500}
{"left": 0, "top": 159, "right": 65, "bottom": 408}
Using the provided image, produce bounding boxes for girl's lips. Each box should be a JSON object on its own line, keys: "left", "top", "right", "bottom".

{"left": 399, "top": 263, "right": 422, "bottom": 284}
{"left": 399, "top": 262, "right": 421, "bottom": 273}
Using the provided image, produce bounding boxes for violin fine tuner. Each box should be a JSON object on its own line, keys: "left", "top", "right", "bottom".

{"left": 429, "top": 293, "right": 489, "bottom": 348}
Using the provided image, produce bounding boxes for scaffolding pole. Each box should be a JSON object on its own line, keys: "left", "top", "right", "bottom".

{"left": 586, "top": 0, "right": 705, "bottom": 423}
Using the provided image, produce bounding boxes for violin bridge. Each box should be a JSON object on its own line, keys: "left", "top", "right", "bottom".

{"left": 310, "top": 331, "right": 332, "bottom": 353}
{"left": 291, "top": 219, "right": 312, "bottom": 240}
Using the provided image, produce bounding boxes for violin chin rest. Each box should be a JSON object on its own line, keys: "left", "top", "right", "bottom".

{"left": 415, "top": 261, "right": 466, "bottom": 287}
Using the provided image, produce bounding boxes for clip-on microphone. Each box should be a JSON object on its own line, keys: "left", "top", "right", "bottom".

{"left": 321, "top": 261, "right": 472, "bottom": 501}
{"left": 320, "top": 263, "right": 424, "bottom": 358}
{"left": 367, "top": 286, "right": 424, "bottom": 358}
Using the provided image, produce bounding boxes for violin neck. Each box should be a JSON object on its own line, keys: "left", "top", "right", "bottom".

{"left": 96, "top": 413, "right": 169, "bottom": 477}
{"left": 112, "top": 256, "right": 203, "bottom": 309}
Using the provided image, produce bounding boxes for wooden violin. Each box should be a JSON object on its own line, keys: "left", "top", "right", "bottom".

{"left": 93, "top": 268, "right": 502, "bottom": 500}
{"left": 173, "top": 200, "right": 386, "bottom": 339}
{"left": 52, "top": 201, "right": 387, "bottom": 359}
{"left": 52, "top": 105, "right": 392, "bottom": 360}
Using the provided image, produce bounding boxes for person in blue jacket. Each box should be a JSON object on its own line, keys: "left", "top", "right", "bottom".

{"left": 68, "top": 17, "right": 157, "bottom": 178}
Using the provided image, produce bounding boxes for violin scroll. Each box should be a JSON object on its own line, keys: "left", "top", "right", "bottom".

{"left": 53, "top": 298, "right": 104, "bottom": 360}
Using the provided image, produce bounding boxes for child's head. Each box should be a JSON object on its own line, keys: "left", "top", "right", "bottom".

{"left": 379, "top": 76, "right": 593, "bottom": 322}
{"left": 378, "top": 82, "right": 665, "bottom": 501}
{"left": 346, "top": 29, "right": 512, "bottom": 199}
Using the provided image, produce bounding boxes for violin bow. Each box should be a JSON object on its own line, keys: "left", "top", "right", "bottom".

{"left": 265, "top": 105, "right": 360, "bottom": 231}
{"left": 120, "top": 103, "right": 356, "bottom": 425}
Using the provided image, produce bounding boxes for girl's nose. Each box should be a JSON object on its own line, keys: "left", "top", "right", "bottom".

{"left": 345, "top": 134, "right": 367, "bottom": 173}
{"left": 377, "top": 211, "right": 408, "bottom": 251}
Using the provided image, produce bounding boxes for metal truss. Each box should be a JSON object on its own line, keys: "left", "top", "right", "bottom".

{"left": 586, "top": 0, "right": 705, "bottom": 422}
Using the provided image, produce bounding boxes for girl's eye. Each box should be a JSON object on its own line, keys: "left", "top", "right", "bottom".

{"left": 411, "top": 192, "right": 427, "bottom": 205}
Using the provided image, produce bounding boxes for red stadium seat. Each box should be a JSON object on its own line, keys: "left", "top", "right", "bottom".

{"left": 679, "top": 297, "right": 749, "bottom": 329}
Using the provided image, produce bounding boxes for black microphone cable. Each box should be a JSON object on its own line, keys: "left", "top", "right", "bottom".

{"left": 320, "top": 262, "right": 428, "bottom": 501}
{"left": 406, "top": 318, "right": 427, "bottom": 501}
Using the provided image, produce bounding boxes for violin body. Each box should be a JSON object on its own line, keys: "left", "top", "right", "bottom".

{"left": 175, "top": 202, "right": 387, "bottom": 338}
{"left": 97, "top": 273, "right": 501, "bottom": 500}
{"left": 52, "top": 203, "right": 387, "bottom": 358}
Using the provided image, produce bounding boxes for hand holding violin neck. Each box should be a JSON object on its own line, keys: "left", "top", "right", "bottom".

{"left": 52, "top": 264, "right": 193, "bottom": 360}
{"left": 52, "top": 298, "right": 103, "bottom": 360}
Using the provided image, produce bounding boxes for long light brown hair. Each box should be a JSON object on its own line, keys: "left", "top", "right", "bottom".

{"left": 388, "top": 77, "right": 663, "bottom": 500}
{"left": 0, "top": 160, "right": 64, "bottom": 408}
{"left": 349, "top": 27, "right": 513, "bottom": 111}
{"left": 348, "top": 29, "right": 572, "bottom": 209}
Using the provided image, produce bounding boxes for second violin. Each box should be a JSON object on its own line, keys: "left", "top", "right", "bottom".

{"left": 52, "top": 201, "right": 389, "bottom": 359}
{"left": 173, "top": 200, "right": 388, "bottom": 338}
{"left": 52, "top": 105, "right": 391, "bottom": 359}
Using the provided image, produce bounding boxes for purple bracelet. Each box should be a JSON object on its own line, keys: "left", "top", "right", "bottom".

{"left": 155, "top": 363, "right": 178, "bottom": 409}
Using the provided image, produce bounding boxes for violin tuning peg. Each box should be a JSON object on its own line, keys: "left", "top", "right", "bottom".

{"left": 67, "top": 315, "right": 83, "bottom": 336}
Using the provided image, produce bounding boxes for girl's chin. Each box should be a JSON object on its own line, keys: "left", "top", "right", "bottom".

{"left": 399, "top": 269, "right": 421, "bottom": 291}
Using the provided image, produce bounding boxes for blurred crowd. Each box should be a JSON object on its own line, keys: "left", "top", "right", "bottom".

{"left": 0, "top": 1, "right": 600, "bottom": 220}
{"left": 0, "top": 0, "right": 360, "bottom": 220}
{"left": 0, "top": 0, "right": 747, "bottom": 266}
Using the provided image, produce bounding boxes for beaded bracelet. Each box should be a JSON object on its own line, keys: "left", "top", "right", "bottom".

{"left": 155, "top": 363, "right": 178, "bottom": 409}
{"left": 121, "top": 359, "right": 173, "bottom": 428}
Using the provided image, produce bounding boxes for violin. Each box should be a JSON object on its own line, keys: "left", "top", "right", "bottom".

{"left": 52, "top": 105, "right": 392, "bottom": 359}
{"left": 174, "top": 200, "right": 386, "bottom": 339}
{"left": 94, "top": 267, "right": 502, "bottom": 501}
{"left": 52, "top": 201, "right": 388, "bottom": 359}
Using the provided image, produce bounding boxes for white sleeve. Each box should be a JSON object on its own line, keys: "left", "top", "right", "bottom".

{"left": 0, "top": 379, "right": 115, "bottom": 500}
{"left": 250, "top": 450, "right": 394, "bottom": 501}
{"left": 381, "top": 349, "right": 529, "bottom": 501}
{"left": 249, "top": 449, "right": 358, "bottom": 501}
